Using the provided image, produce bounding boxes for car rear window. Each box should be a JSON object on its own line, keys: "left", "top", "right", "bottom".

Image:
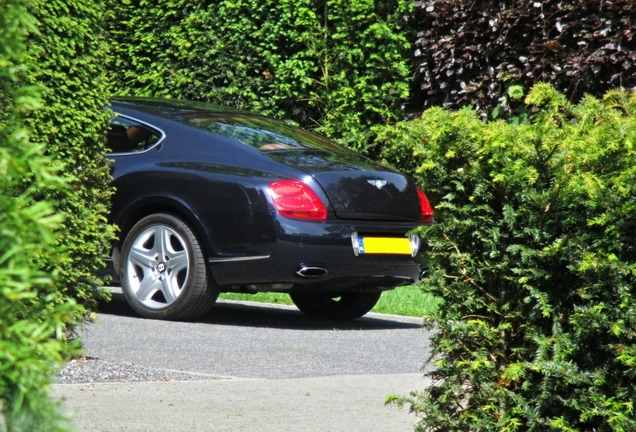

{"left": 107, "top": 116, "right": 162, "bottom": 154}
{"left": 186, "top": 114, "right": 345, "bottom": 152}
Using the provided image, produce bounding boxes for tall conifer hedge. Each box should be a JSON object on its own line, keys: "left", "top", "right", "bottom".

{"left": 105, "top": 0, "right": 413, "bottom": 151}
{"left": 25, "top": 0, "right": 116, "bottom": 313}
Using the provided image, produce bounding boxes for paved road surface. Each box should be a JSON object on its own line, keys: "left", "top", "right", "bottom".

{"left": 53, "top": 292, "right": 434, "bottom": 431}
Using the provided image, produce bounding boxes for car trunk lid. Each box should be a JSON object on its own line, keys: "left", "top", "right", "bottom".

{"left": 267, "top": 150, "right": 420, "bottom": 221}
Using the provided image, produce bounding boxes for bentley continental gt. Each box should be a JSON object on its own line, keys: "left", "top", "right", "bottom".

{"left": 104, "top": 98, "right": 434, "bottom": 320}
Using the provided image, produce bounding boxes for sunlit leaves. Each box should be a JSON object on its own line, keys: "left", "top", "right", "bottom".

{"left": 25, "top": 0, "right": 117, "bottom": 312}
{"left": 104, "top": 0, "right": 412, "bottom": 153}
{"left": 386, "top": 84, "right": 636, "bottom": 430}
{"left": 1, "top": 2, "right": 82, "bottom": 430}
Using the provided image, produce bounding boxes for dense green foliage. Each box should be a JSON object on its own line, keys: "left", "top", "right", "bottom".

{"left": 104, "top": 0, "right": 635, "bottom": 133}
{"left": 24, "top": 0, "right": 116, "bottom": 313}
{"left": 385, "top": 84, "right": 636, "bottom": 430}
{"left": 410, "top": 0, "right": 636, "bottom": 119}
{"left": 0, "top": 1, "right": 81, "bottom": 430}
{"left": 105, "top": 0, "right": 412, "bottom": 150}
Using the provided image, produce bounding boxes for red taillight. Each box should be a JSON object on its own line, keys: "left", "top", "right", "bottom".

{"left": 268, "top": 180, "right": 327, "bottom": 220}
{"left": 417, "top": 188, "right": 434, "bottom": 224}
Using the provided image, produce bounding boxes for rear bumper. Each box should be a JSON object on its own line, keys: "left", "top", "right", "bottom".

{"left": 209, "top": 216, "right": 424, "bottom": 293}
{"left": 211, "top": 254, "right": 422, "bottom": 290}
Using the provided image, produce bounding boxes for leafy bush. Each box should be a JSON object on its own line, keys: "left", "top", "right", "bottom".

{"left": 24, "top": 0, "right": 116, "bottom": 313}
{"left": 386, "top": 84, "right": 636, "bottom": 430}
{"left": 410, "top": 0, "right": 636, "bottom": 119}
{"left": 0, "top": 2, "right": 81, "bottom": 430}
{"left": 105, "top": 0, "right": 412, "bottom": 150}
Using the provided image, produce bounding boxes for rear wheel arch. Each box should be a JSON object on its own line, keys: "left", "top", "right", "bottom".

{"left": 115, "top": 199, "right": 214, "bottom": 258}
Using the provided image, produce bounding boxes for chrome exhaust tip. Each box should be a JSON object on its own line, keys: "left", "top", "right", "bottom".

{"left": 419, "top": 267, "right": 429, "bottom": 280}
{"left": 295, "top": 265, "right": 328, "bottom": 278}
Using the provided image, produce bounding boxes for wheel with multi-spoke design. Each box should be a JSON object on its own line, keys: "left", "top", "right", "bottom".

{"left": 289, "top": 291, "right": 382, "bottom": 320}
{"left": 120, "top": 213, "right": 218, "bottom": 320}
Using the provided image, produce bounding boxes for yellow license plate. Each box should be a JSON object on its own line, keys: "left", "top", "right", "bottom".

{"left": 358, "top": 237, "right": 411, "bottom": 255}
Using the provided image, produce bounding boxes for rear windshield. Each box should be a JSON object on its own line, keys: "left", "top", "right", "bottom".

{"left": 186, "top": 114, "right": 345, "bottom": 152}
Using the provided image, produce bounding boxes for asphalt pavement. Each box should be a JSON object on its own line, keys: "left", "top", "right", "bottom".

{"left": 52, "top": 292, "right": 434, "bottom": 431}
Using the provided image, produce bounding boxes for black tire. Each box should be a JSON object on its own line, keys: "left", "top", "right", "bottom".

{"left": 119, "top": 213, "right": 219, "bottom": 320}
{"left": 289, "top": 291, "right": 382, "bottom": 320}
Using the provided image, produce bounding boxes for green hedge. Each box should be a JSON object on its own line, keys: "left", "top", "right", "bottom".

{"left": 105, "top": 0, "right": 412, "bottom": 151}
{"left": 0, "top": 2, "right": 80, "bottom": 430}
{"left": 25, "top": 0, "right": 116, "bottom": 314}
{"left": 385, "top": 84, "right": 636, "bottom": 430}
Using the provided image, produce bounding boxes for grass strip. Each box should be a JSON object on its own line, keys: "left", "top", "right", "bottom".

{"left": 218, "top": 285, "right": 440, "bottom": 317}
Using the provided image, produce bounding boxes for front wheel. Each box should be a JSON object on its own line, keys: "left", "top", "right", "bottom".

{"left": 290, "top": 291, "right": 382, "bottom": 320}
{"left": 119, "top": 213, "right": 218, "bottom": 320}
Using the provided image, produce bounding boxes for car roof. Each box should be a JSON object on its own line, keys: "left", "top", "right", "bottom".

{"left": 110, "top": 97, "right": 260, "bottom": 121}
{"left": 109, "top": 97, "right": 348, "bottom": 155}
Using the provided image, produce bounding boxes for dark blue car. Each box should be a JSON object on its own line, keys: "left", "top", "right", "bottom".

{"left": 105, "top": 98, "right": 433, "bottom": 320}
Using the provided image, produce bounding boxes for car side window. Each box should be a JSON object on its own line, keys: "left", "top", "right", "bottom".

{"left": 106, "top": 116, "right": 161, "bottom": 154}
